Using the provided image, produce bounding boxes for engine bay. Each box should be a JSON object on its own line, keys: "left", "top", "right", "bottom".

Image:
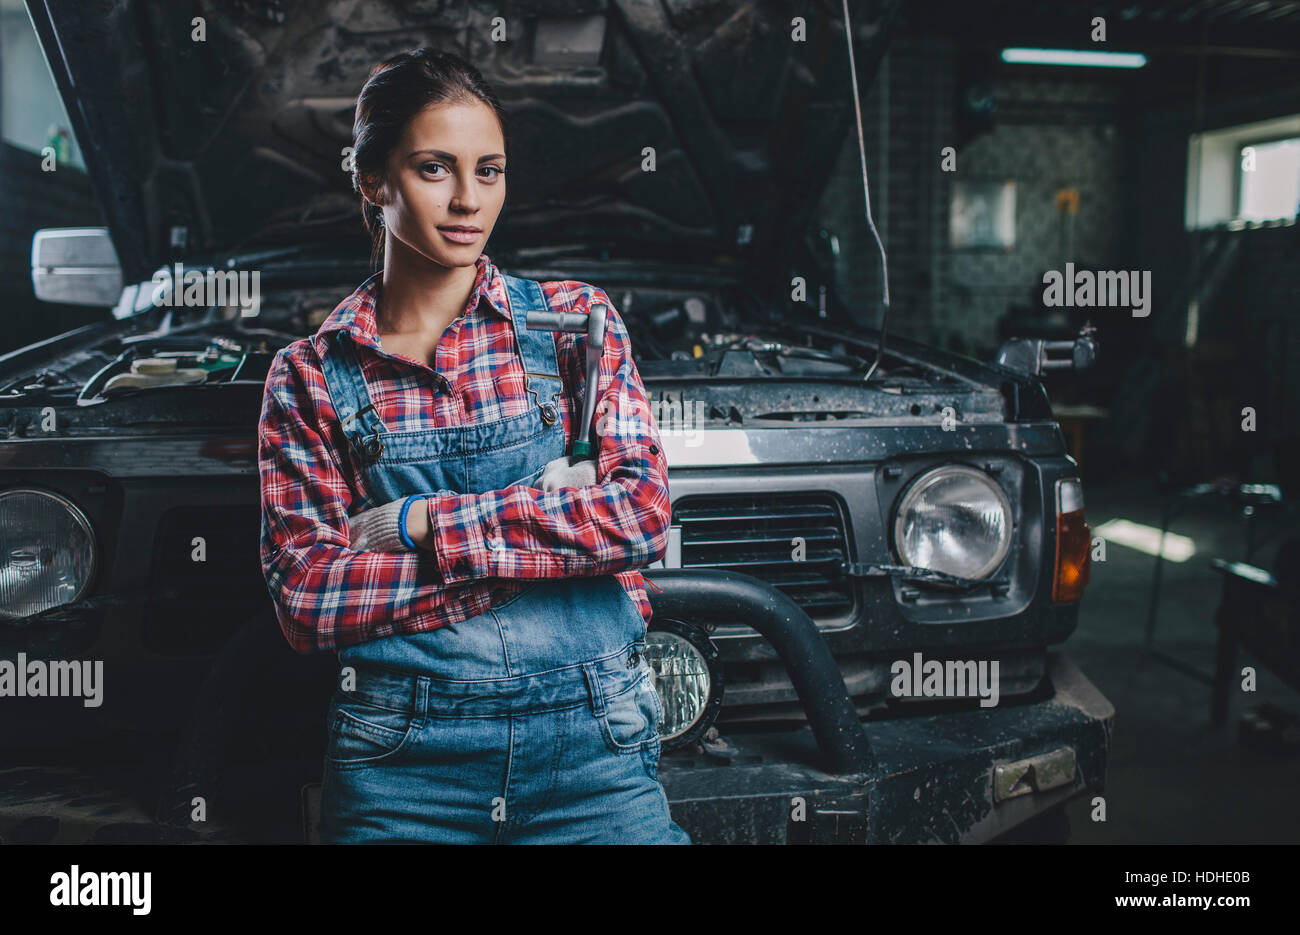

{"left": 0, "top": 279, "right": 974, "bottom": 416}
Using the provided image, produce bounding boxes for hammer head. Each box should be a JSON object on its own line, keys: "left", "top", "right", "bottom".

{"left": 526, "top": 302, "right": 607, "bottom": 353}
{"left": 586, "top": 302, "right": 607, "bottom": 349}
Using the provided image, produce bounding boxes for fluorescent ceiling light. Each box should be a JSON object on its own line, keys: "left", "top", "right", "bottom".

{"left": 1093, "top": 519, "right": 1195, "bottom": 562}
{"left": 1001, "top": 48, "right": 1147, "bottom": 68}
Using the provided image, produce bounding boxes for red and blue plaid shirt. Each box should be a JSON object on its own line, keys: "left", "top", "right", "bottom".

{"left": 258, "top": 252, "right": 670, "bottom": 654}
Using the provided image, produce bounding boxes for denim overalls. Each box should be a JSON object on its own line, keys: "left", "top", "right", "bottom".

{"left": 315, "top": 271, "right": 690, "bottom": 844}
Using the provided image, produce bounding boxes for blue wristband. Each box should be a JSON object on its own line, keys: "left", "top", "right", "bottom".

{"left": 397, "top": 494, "right": 423, "bottom": 551}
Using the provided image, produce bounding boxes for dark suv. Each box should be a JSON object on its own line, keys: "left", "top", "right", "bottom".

{"left": 0, "top": 0, "right": 1111, "bottom": 844}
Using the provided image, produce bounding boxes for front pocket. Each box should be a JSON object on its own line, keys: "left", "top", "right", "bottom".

{"left": 326, "top": 698, "right": 419, "bottom": 768}
{"left": 639, "top": 732, "right": 662, "bottom": 782}
{"left": 596, "top": 672, "right": 661, "bottom": 754}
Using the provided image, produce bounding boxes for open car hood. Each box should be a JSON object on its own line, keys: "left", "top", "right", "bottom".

{"left": 27, "top": 0, "right": 900, "bottom": 282}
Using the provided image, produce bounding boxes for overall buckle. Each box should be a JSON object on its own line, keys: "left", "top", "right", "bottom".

{"left": 360, "top": 436, "right": 384, "bottom": 462}
{"left": 340, "top": 403, "right": 376, "bottom": 432}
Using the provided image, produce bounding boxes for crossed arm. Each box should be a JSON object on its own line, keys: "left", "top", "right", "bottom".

{"left": 257, "top": 299, "right": 670, "bottom": 654}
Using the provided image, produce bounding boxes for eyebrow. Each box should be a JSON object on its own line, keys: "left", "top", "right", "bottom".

{"left": 409, "top": 149, "right": 505, "bottom": 163}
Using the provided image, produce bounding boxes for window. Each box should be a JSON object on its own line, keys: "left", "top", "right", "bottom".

{"left": 1238, "top": 137, "right": 1300, "bottom": 222}
{"left": 1186, "top": 115, "right": 1300, "bottom": 229}
{"left": 0, "top": 0, "right": 85, "bottom": 169}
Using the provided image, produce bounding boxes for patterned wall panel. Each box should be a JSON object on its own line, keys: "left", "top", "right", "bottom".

{"left": 818, "top": 38, "right": 1126, "bottom": 354}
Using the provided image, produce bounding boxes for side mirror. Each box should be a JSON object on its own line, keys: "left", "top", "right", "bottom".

{"left": 996, "top": 322, "right": 1098, "bottom": 376}
{"left": 31, "top": 228, "right": 123, "bottom": 307}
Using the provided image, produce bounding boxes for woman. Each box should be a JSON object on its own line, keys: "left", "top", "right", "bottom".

{"left": 257, "top": 47, "right": 690, "bottom": 845}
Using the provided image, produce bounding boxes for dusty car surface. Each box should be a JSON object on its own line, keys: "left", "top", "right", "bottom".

{"left": 0, "top": 0, "right": 1110, "bottom": 844}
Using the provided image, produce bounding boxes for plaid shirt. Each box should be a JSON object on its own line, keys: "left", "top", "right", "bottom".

{"left": 258, "top": 253, "right": 670, "bottom": 654}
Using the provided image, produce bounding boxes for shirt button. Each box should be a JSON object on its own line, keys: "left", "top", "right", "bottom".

{"left": 627, "top": 651, "right": 639, "bottom": 668}
{"left": 649, "top": 444, "right": 659, "bottom": 455}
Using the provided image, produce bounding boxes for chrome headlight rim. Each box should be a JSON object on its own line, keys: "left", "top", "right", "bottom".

{"left": 892, "top": 464, "right": 1014, "bottom": 581}
{"left": 0, "top": 486, "right": 98, "bottom": 619}
{"left": 644, "top": 618, "right": 724, "bottom": 752}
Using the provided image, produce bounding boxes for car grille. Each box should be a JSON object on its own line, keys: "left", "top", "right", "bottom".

{"left": 672, "top": 493, "right": 854, "bottom": 624}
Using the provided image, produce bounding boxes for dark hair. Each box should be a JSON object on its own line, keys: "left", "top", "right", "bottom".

{"left": 352, "top": 48, "right": 509, "bottom": 269}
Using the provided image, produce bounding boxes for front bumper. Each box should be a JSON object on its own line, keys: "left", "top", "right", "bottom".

{"left": 644, "top": 568, "right": 1113, "bottom": 844}
{"left": 659, "top": 651, "right": 1111, "bottom": 843}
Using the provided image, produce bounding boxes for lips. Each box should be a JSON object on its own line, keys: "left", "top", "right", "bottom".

{"left": 438, "top": 225, "right": 481, "bottom": 244}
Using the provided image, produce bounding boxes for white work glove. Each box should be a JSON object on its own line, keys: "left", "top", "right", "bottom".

{"left": 535, "top": 455, "right": 597, "bottom": 492}
{"left": 348, "top": 497, "right": 419, "bottom": 552}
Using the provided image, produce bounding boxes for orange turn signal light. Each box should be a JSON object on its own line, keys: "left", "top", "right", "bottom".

{"left": 1053, "top": 479, "right": 1091, "bottom": 603}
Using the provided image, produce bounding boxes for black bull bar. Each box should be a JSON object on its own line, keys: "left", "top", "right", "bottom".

{"left": 644, "top": 569, "right": 876, "bottom": 776}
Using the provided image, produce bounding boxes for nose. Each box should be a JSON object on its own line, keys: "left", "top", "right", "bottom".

{"left": 450, "top": 170, "right": 480, "bottom": 214}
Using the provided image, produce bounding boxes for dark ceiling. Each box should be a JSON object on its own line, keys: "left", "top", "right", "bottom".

{"left": 905, "top": 0, "right": 1300, "bottom": 52}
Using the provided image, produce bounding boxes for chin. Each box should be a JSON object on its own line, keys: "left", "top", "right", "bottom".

{"left": 436, "top": 235, "right": 485, "bottom": 255}
{"left": 417, "top": 242, "right": 480, "bottom": 267}
{"left": 446, "top": 246, "right": 483, "bottom": 264}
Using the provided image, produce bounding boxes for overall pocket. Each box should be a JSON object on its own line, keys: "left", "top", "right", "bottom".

{"left": 507, "top": 462, "right": 548, "bottom": 489}
{"left": 596, "top": 667, "right": 662, "bottom": 755}
{"left": 325, "top": 694, "right": 421, "bottom": 769}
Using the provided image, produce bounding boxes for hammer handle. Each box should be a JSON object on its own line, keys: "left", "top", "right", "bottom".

{"left": 525, "top": 304, "right": 608, "bottom": 459}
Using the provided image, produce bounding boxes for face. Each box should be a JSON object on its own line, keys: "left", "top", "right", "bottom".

{"left": 363, "top": 99, "right": 506, "bottom": 268}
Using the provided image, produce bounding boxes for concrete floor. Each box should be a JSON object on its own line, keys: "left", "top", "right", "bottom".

{"left": 1062, "top": 479, "right": 1300, "bottom": 844}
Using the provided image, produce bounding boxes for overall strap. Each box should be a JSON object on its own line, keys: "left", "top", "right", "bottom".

{"left": 319, "top": 329, "right": 388, "bottom": 451}
{"left": 501, "top": 272, "right": 565, "bottom": 424}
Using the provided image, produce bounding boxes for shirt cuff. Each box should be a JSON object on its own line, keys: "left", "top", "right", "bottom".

{"left": 426, "top": 491, "right": 491, "bottom": 584}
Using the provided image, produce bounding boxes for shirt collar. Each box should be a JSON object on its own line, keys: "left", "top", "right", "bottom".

{"left": 313, "top": 252, "right": 509, "bottom": 358}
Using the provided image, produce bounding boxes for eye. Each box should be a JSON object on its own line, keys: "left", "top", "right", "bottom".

{"left": 480, "top": 165, "right": 505, "bottom": 180}
{"left": 419, "top": 161, "right": 448, "bottom": 177}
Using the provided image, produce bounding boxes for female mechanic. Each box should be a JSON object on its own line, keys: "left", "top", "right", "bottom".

{"left": 257, "top": 47, "right": 689, "bottom": 845}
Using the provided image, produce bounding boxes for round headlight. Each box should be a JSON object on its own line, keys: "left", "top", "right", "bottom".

{"left": 893, "top": 465, "right": 1012, "bottom": 579}
{"left": 644, "top": 620, "right": 723, "bottom": 750}
{"left": 0, "top": 489, "right": 97, "bottom": 620}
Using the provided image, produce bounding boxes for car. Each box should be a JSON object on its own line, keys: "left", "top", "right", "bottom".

{"left": 0, "top": 0, "right": 1111, "bottom": 844}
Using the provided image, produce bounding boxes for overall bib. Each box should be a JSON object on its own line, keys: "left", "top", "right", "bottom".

{"left": 316, "top": 272, "right": 690, "bottom": 844}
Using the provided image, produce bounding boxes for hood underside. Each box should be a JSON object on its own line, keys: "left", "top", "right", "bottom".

{"left": 28, "top": 0, "right": 900, "bottom": 282}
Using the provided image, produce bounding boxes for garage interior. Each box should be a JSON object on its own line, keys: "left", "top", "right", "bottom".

{"left": 816, "top": 0, "right": 1300, "bottom": 843}
{"left": 0, "top": 0, "right": 1296, "bottom": 844}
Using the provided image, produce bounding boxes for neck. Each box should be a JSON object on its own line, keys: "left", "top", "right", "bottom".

{"left": 376, "top": 235, "right": 480, "bottom": 338}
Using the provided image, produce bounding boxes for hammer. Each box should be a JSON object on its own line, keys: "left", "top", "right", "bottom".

{"left": 526, "top": 302, "right": 607, "bottom": 459}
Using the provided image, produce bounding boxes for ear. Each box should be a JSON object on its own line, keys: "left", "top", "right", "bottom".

{"left": 357, "top": 173, "right": 387, "bottom": 209}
